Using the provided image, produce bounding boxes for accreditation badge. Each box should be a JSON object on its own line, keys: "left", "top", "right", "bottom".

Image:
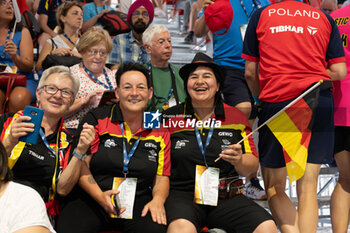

{"left": 110, "top": 177, "right": 137, "bottom": 219}
{"left": 240, "top": 24, "right": 248, "bottom": 41}
{"left": 168, "top": 96, "right": 177, "bottom": 108}
{"left": 194, "top": 165, "right": 219, "bottom": 206}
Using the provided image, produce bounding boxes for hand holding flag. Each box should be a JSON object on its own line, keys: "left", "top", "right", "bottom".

{"left": 215, "top": 80, "right": 325, "bottom": 183}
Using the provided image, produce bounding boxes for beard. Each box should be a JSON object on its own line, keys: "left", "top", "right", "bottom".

{"left": 131, "top": 20, "right": 148, "bottom": 34}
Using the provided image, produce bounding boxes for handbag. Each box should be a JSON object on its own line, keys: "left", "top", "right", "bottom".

{"left": 98, "top": 10, "right": 131, "bottom": 36}
{"left": 0, "top": 73, "right": 27, "bottom": 114}
{"left": 42, "top": 38, "right": 82, "bottom": 69}
{"left": 42, "top": 54, "right": 82, "bottom": 69}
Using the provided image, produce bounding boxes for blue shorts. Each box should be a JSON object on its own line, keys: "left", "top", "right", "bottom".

{"left": 258, "top": 88, "right": 334, "bottom": 168}
{"left": 221, "top": 66, "right": 257, "bottom": 119}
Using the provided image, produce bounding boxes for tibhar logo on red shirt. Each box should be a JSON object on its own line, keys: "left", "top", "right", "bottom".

{"left": 307, "top": 26, "right": 318, "bottom": 35}
{"left": 269, "top": 25, "right": 318, "bottom": 35}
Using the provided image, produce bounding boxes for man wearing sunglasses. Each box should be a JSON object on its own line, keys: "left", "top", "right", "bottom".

{"left": 108, "top": 0, "right": 154, "bottom": 70}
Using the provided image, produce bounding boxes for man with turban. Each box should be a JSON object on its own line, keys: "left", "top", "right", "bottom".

{"left": 108, "top": 0, "right": 154, "bottom": 69}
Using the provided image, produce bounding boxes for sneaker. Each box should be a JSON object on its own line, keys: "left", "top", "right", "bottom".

{"left": 244, "top": 178, "right": 267, "bottom": 200}
{"left": 184, "top": 31, "right": 194, "bottom": 43}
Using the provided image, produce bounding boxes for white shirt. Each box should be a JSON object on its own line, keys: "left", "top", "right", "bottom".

{"left": 0, "top": 182, "right": 56, "bottom": 233}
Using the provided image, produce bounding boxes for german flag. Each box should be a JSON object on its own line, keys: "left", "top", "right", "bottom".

{"left": 266, "top": 81, "right": 327, "bottom": 183}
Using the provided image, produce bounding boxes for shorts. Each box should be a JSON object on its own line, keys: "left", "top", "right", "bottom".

{"left": 221, "top": 66, "right": 257, "bottom": 119}
{"left": 258, "top": 88, "right": 334, "bottom": 168}
{"left": 165, "top": 190, "right": 273, "bottom": 233}
{"left": 334, "top": 126, "right": 350, "bottom": 154}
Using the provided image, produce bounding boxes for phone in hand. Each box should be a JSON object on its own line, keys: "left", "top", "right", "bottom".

{"left": 98, "top": 90, "right": 116, "bottom": 108}
{"left": 19, "top": 106, "right": 44, "bottom": 145}
{"left": 112, "top": 194, "right": 121, "bottom": 216}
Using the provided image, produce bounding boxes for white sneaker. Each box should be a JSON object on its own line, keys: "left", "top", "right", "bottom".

{"left": 244, "top": 178, "right": 267, "bottom": 200}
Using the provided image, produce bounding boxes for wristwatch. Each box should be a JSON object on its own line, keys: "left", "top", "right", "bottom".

{"left": 73, "top": 148, "right": 87, "bottom": 161}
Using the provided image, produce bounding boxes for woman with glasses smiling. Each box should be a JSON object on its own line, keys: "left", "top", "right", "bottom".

{"left": 64, "top": 27, "right": 117, "bottom": 133}
{"left": 0, "top": 66, "right": 96, "bottom": 219}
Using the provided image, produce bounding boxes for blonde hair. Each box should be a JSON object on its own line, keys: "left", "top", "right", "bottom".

{"left": 76, "top": 27, "right": 113, "bottom": 55}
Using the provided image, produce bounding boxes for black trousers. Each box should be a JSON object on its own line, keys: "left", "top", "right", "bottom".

{"left": 56, "top": 192, "right": 166, "bottom": 233}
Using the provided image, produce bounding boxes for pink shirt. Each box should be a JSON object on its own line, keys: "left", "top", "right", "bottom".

{"left": 64, "top": 64, "right": 117, "bottom": 129}
{"left": 331, "top": 6, "right": 350, "bottom": 126}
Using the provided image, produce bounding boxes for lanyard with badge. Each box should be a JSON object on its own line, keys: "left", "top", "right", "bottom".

{"left": 194, "top": 119, "right": 220, "bottom": 206}
{"left": 148, "top": 63, "right": 179, "bottom": 110}
{"left": 39, "top": 128, "right": 61, "bottom": 202}
{"left": 110, "top": 122, "right": 141, "bottom": 219}
{"left": 239, "top": 0, "right": 262, "bottom": 40}
{"left": 82, "top": 63, "right": 113, "bottom": 90}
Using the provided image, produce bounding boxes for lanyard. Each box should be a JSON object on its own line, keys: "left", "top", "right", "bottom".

{"left": 95, "top": 3, "right": 106, "bottom": 15}
{"left": 120, "top": 122, "right": 142, "bottom": 177}
{"left": 82, "top": 63, "right": 113, "bottom": 90}
{"left": 194, "top": 119, "right": 216, "bottom": 167}
{"left": 148, "top": 64, "right": 179, "bottom": 105}
{"left": 39, "top": 129, "right": 57, "bottom": 156}
{"left": 63, "top": 33, "right": 79, "bottom": 46}
{"left": 39, "top": 127, "right": 61, "bottom": 201}
{"left": 240, "top": 0, "right": 261, "bottom": 19}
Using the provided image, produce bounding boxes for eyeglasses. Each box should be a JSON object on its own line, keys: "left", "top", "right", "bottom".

{"left": 42, "top": 85, "right": 74, "bottom": 98}
{"left": 0, "top": 0, "right": 12, "bottom": 6}
{"left": 132, "top": 11, "right": 149, "bottom": 18}
{"left": 88, "top": 49, "right": 107, "bottom": 57}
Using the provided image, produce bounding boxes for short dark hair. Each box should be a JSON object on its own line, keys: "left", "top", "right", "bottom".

{"left": 0, "top": 141, "right": 12, "bottom": 188}
{"left": 115, "top": 62, "right": 153, "bottom": 89}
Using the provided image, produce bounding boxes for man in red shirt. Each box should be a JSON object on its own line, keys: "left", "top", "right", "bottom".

{"left": 242, "top": 0, "right": 346, "bottom": 232}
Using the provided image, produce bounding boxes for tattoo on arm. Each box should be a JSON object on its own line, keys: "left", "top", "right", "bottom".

{"left": 88, "top": 175, "right": 97, "bottom": 184}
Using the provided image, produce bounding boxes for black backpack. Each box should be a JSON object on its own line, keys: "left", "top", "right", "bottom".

{"left": 98, "top": 10, "right": 131, "bottom": 36}
{"left": 21, "top": 10, "right": 41, "bottom": 42}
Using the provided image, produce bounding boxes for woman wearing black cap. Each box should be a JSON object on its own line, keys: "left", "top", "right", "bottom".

{"left": 163, "top": 52, "right": 277, "bottom": 233}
